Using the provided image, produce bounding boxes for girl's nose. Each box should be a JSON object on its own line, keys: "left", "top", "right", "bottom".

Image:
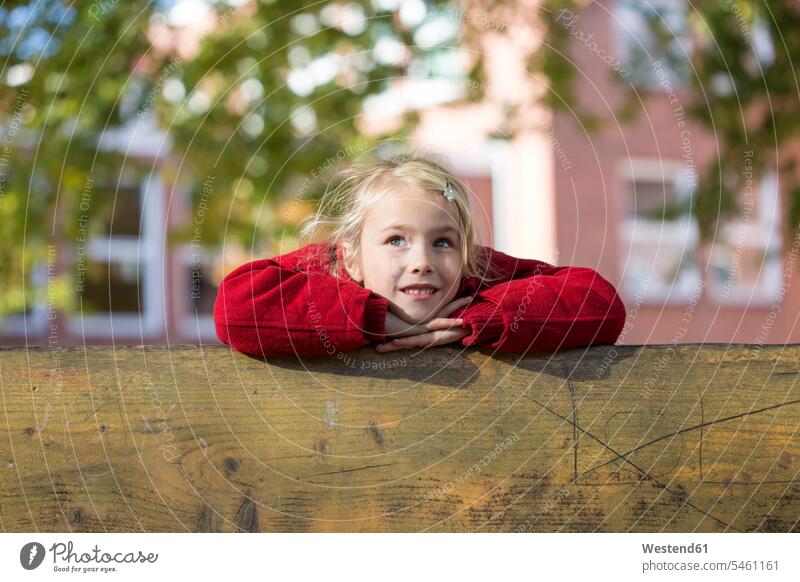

{"left": 408, "top": 244, "right": 434, "bottom": 274}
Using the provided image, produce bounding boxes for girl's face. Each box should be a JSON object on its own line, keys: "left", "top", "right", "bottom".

{"left": 343, "top": 185, "right": 464, "bottom": 324}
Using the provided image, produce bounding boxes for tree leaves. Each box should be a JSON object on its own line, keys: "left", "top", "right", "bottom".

{"left": 0, "top": 0, "right": 484, "bottom": 318}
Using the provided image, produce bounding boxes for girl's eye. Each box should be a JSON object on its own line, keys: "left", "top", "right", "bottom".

{"left": 386, "top": 236, "right": 455, "bottom": 247}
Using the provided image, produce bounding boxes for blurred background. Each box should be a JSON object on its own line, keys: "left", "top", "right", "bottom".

{"left": 1, "top": 0, "right": 798, "bottom": 348}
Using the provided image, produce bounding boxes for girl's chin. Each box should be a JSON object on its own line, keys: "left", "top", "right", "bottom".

{"left": 389, "top": 304, "right": 437, "bottom": 325}
{"left": 405, "top": 314, "right": 432, "bottom": 325}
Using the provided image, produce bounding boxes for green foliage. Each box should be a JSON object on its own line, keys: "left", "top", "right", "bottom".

{"left": 687, "top": 1, "right": 800, "bottom": 240}
{"left": 534, "top": 0, "right": 800, "bottom": 243}
{"left": 534, "top": 0, "right": 582, "bottom": 112}
{"left": 151, "top": 0, "right": 488, "bottom": 252}
{"left": 0, "top": 0, "right": 485, "bottom": 318}
{"left": 0, "top": 2, "right": 156, "bottom": 317}
{"left": 5, "top": 0, "right": 799, "bottom": 324}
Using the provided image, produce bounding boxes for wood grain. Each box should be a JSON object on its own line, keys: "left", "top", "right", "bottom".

{"left": 1, "top": 344, "right": 799, "bottom": 532}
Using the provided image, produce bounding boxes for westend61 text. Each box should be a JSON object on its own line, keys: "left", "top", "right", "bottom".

{"left": 643, "top": 543, "right": 708, "bottom": 554}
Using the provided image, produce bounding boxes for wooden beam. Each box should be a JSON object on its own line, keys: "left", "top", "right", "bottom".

{"left": 1, "top": 344, "right": 799, "bottom": 532}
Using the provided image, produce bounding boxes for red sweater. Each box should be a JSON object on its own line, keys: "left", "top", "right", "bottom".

{"left": 214, "top": 243, "right": 627, "bottom": 358}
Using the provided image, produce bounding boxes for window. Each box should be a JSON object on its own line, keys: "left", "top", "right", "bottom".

{"left": 68, "top": 171, "right": 165, "bottom": 338}
{"left": 614, "top": 0, "right": 692, "bottom": 88}
{"left": 81, "top": 259, "right": 143, "bottom": 313}
{"left": 619, "top": 158, "right": 701, "bottom": 303}
{"left": 620, "top": 158, "right": 783, "bottom": 306}
{"left": 706, "top": 172, "right": 782, "bottom": 304}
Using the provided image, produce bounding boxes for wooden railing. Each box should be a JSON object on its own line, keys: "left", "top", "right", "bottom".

{"left": 1, "top": 344, "right": 799, "bottom": 532}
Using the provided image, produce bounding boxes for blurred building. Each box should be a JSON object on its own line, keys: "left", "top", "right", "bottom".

{"left": 414, "top": 0, "right": 794, "bottom": 347}
{"left": 1, "top": 0, "right": 794, "bottom": 348}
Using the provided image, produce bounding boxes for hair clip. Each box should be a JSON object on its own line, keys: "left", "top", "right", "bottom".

{"left": 442, "top": 182, "right": 456, "bottom": 201}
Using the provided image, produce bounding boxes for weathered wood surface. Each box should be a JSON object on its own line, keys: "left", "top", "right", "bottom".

{"left": 1, "top": 344, "right": 799, "bottom": 532}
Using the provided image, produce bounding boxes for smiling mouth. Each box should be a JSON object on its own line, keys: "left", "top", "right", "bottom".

{"left": 400, "top": 285, "right": 439, "bottom": 297}
{"left": 403, "top": 289, "right": 436, "bottom": 295}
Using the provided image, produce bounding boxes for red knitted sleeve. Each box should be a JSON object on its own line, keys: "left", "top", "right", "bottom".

{"left": 451, "top": 248, "right": 626, "bottom": 353}
{"left": 214, "top": 244, "right": 389, "bottom": 357}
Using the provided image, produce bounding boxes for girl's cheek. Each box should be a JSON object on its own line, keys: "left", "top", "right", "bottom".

{"left": 439, "top": 280, "right": 458, "bottom": 303}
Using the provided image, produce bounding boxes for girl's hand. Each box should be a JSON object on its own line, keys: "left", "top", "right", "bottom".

{"left": 383, "top": 296, "right": 472, "bottom": 338}
{"left": 377, "top": 296, "right": 473, "bottom": 352}
{"left": 375, "top": 325, "right": 470, "bottom": 352}
{"left": 383, "top": 311, "right": 429, "bottom": 339}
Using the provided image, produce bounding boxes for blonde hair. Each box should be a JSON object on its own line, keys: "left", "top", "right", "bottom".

{"left": 297, "top": 150, "right": 501, "bottom": 283}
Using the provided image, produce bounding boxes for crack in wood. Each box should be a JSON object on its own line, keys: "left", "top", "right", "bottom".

{"left": 524, "top": 394, "right": 739, "bottom": 532}
{"left": 234, "top": 495, "right": 259, "bottom": 533}
{"left": 579, "top": 397, "right": 800, "bottom": 479}
{"left": 309, "top": 463, "right": 394, "bottom": 478}
{"left": 699, "top": 394, "right": 704, "bottom": 480}
{"left": 566, "top": 379, "right": 579, "bottom": 483}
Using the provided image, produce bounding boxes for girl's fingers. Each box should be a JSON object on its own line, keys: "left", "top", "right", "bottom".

{"left": 434, "top": 328, "right": 470, "bottom": 345}
{"left": 379, "top": 333, "right": 431, "bottom": 351}
{"left": 425, "top": 317, "right": 464, "bottom": 331}
{"left": 386, "top": 317, "right": 462, "bottom": 342}
{"left": 375, "top": 339, "right": 411, "bottom": 353}
{"left": 375, "top": 328, "right": 469, "bottom": 352}
{"left": 391, "top": 323, "right": 428, "bottom": 338}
